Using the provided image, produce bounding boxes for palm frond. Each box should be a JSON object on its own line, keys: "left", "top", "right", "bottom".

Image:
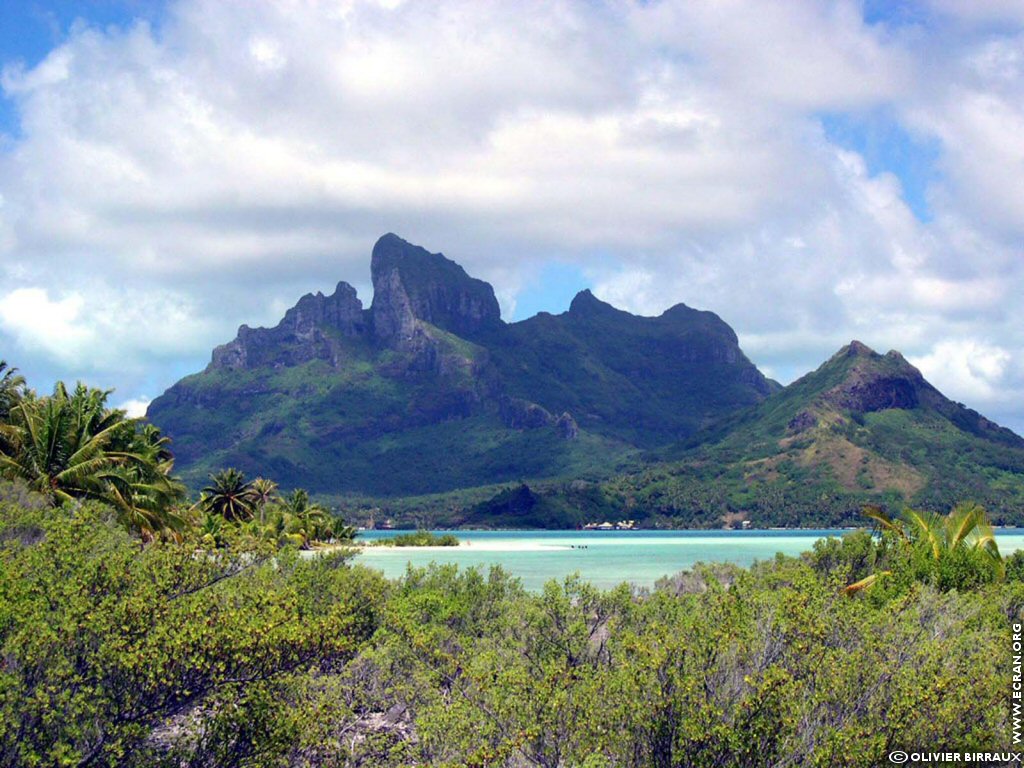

{"left": 862, "top": 505, "right": 906, "bottom": 541}
{"left": 841, "top": 571, "right": 891, "bottom": 595}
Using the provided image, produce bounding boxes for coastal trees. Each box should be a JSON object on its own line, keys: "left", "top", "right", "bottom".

{"left": 251, "top": 476, "right": 280, "bottom": 524}
{"left": 0, "top": 360, "right": 25, "bottom": 420}
{"left": 201, "top": 467, "right": 257, "bottom": 522}
{"left": 860, "top": 502, "right": 1004, "bottom": 591}
{"left": 330, "top": 515, "right": 358, "bottom": 542}
{"left": 194, "top": 470, "right": 353, "bottom": 550}
{"left": 0, "top": 382, "right": 184, "bottom": 537}
{"left": 279, "top": 488, "right": 329, "bottom": 548}
{"left": 0, "top": 369, "right": 359, "bottom": 550}
{"left": 196, "top": 474, "right": 353, "bottom": 549}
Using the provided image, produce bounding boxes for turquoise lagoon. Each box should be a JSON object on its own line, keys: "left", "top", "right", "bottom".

{"left": 354, "top": 528, "right": 1024, "bottom": 591}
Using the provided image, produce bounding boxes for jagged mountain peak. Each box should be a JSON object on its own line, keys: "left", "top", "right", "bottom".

{"left": 568, "top": 289, "right": 619, "bottom": 316}
{"left": 740, "top": 340, "right": 1024, "bottom": 451}
{"left": 370, "top": 233, "right": 503, "bottom": 340}
{"left": 148, "top": 233, "right": 785, "bottom": 495}
{"left": 654, "top": 333, "right": 1024, "bottom": 524}
{"left": 284, "top": 281, "right": 363, "bottom": 328}
{"left": 790, "top": 340, "right": 933, "bottom": 417}
{"left": 208, "top": 279, "right": 365, "bottom": 371}
{"left": 833, "top": 339, "right": 877, "bottom": 359}
{"left": 827, "top": 341, "right": 914, "bottom": 370}
{"left": 818, "top": 339, "right": 917, "bottom": 376}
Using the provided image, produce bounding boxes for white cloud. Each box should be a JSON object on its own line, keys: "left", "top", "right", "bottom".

{"left": 0, "top": 288, "right": 91, "bottom": 364}
{"left": 0, "top": 284, "right": 213, "bottom": 372}
{"left": 0, "top": 0, "right": 1021, "bottom": 430}
{"left": 118, "top": 397, "right": 152, "bottom": 418}
{"left": 248, "top": 37, "right": 286, "bottom": 72}
{"left": 911, "top": 339, "right": 1013, "bottom": 403}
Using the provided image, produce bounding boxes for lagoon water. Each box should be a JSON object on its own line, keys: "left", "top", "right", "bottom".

{"left": 355, "top": 528, "right": 1024, "bottom": 591}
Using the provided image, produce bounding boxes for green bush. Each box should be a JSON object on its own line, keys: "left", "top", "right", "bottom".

{"left": 0, "top": 497, "right": 1016, "bottom": 767}
{"left": 0, "top": 501, "right": 387, "bottom": 766}
{"left": 381, "top": 530, "right": 460, "bottom": 547}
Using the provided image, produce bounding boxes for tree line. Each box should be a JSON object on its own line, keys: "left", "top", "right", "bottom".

{"left": 0, "top": 360, "right": 356, "bottom": 548}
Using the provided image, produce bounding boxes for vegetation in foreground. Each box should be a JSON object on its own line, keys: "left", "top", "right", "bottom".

{"left": 0, "top": 484, "right": 1020, "bottom": 767}
{"left": 0, "top": 360, "right": 1020, "bottom": 765}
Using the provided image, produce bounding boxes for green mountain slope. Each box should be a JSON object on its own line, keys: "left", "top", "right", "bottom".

{"left": 604, "top": 341, "right": 1024, "bottom": 527}
{"left": 483, "top": 290, "right": 775, "bottom": 447}
{"left": 147, "top": 234, "right": 773, "bottom": 495}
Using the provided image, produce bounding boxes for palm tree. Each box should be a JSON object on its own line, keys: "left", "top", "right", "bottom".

{"left": 330, "top": 516, "right": 358, "bottom": 543}
{"left": 198, "top": 511, "right": 226, "bottom": 549}
{"left": 201, "top": 468, "right": 257, "bottom": 523}
{"left": 0, "top": 382, "right": 184, "bottom": 537}
{"left": 250, "top": 477, "right": 280, "bottom": 525}
{"left": 281, "top": 488, "right": 329, "bottom": 548}
{"left": 0, "top": 360, "right": 25, "bottom": 421}
{"left": 865, "top": 502, "right": 1002, "bottom": 567}
{"left": 844, "top": 502, "right": 1004, "bottom": 593}
{"left": 105, "top": 422, "right": 187, "bottom": 535}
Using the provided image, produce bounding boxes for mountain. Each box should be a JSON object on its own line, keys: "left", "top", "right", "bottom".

{"left": 605, "top": 341, "right": 1024, "bottom": 527}
{"left": 483, "top": 289, "right": 776, "bottom": 446}
{"left": 147, "top": 234, "right": 775, "bottom": 496}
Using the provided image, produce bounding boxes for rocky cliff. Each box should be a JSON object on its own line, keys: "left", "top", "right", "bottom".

{"left": 210, "top": 282, "right": 365, "bottom": 370}
{"left": 370, "top": 233, "right": 502, "bottom": 343}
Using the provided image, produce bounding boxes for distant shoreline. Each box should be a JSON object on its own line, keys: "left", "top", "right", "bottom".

{"left": 356, "top": 526, "right": 858, "bottom": 533}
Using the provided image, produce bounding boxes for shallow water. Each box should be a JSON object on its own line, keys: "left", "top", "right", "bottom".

{"left": 354, "top": 528, "right": 1024, "bottom": 591}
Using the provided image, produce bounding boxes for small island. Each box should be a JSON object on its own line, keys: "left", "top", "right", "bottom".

{"left": 372, "top": 530, "right": 460, "bottom": 547}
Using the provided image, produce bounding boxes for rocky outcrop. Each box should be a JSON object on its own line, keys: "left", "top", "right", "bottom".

{"left": 787, "top": 410, "right": 818, "bottom": 434}
{"left": 378, "top": 322, "right": 486, "bottom": 384}
{"left": 370, "top": 233, "right": 502, "bottom": 344}
{"left": 499, "top": 396, "right": 580, "bottom": 440}
{"left": 821, "top": 342, "right": 925, "bottom": 414}
{"left": 284, "top": 282, "right": 365, "bottom": 337}
{"left": 500, "top": 396, "right": 555, "bottom": 430}
{"left": 208, "top": 233, "right": 506, "bottom": 373}
{"left": 828, "top": 375, "right": 921, "bottom": 413}
{"left": 498, "top": 397, "right": 579, "bottom": 440}
{"left": 555, "top": 412, "right": 580, "bottom": 440}
{"left": 209, "top": 282, "right": 364, "bottom": 370}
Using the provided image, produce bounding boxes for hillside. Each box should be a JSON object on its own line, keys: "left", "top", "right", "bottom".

{"left": 604, "top": 341, "right": 1024, "bottom": 527}
{"left": 147, "top": 234, "right": 774, "bottom": 495}
{"left": 484, "top": 290, "right": 777, "bottom": 446}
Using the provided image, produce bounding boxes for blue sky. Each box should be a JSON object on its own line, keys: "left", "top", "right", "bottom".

{"left": 0, "top": 2, "right": 165, "bottom": 140}
{"left": 0, "top": 0, "right": 1022, "bottom": 431}
{"left": 820, "top": 111, "right": 942, "bottom": 222}
{"left": 1, "top": 1, "right": 164, "bottom": 71}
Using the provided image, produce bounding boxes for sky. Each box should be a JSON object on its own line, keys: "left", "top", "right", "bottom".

{"left": 0, "top": 0, "right": 1022, "bottom": 432}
